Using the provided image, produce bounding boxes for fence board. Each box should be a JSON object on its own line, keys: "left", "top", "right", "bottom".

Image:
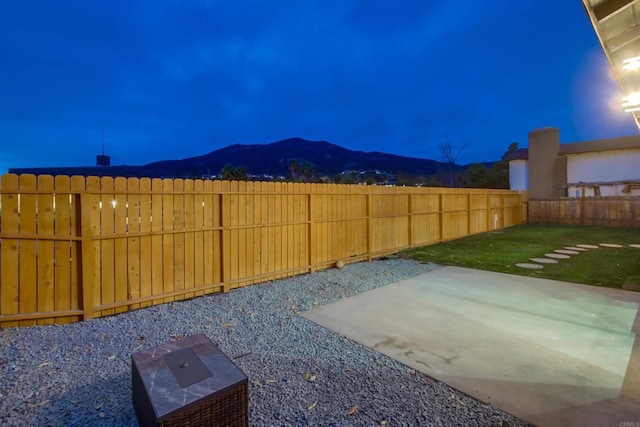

{"left": 1, "top": 174, "right": 20, "bottom": 327}
{"left": 150, "top": 178, "right": 163, "bottom": 305}
{"left": 162, "top": 179, "right": 175, "bottom": 303}
{"left": 127, "top": 177, "right": 141, "bottom": 310}
{"left": 183, "top": 179, "right": 195, "bottom": 299}
{"left": 114, "top": 177, "right": 128, "bottom": 314}
{"left": 18, "top": 175, "right": 37, "bottom": 326}
{"left": 36, "top": 175, "right": 55, "bottom": 325}
{"left": 53, "top": 175, "right": 73, "bottom": 324}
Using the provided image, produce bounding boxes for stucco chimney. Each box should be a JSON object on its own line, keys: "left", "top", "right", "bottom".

{"left": 528, "top": 128, "right": 566, "bottom": 198}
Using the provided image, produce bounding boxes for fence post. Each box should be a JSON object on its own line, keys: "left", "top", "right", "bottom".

{"left": 78, "top": 191, "right": 95, "bottom": 321}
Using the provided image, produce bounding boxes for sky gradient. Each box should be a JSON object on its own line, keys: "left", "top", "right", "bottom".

{"left": 1, "top": 1, "right": 638, "bottom": 174}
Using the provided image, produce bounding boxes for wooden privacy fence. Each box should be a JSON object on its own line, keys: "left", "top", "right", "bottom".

{"left": 528, "top": 197, "right": 640, "bottom": 227}
{"left": 0, "top": 174, "right": 527, "bottom": 327}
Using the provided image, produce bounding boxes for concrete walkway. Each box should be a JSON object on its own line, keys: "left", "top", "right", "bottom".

{"left": 301, "top": 267, "right": 640, "bottom": 427}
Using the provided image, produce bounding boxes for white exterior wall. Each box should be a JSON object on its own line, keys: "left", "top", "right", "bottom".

{"left": 566, "top": 149, "right": 640, "bottom": 183}
{"left": 508, "top": 159, "right": 528, "bottom": 191}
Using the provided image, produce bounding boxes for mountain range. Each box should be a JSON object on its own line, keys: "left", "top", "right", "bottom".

{"left": 10, "top": 138, "right": 469, "bottom": 179}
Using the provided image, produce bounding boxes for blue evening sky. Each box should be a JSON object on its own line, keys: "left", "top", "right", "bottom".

{"left": 0, "top": 1, "right": 637, "bottom": 174}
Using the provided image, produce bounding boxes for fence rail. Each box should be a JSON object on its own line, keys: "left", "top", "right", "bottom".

{"left": 0, "top": 174, "right": 527, "bottom": 327}
{"left": 528, "top": 197, "right": 640, "bottom": 227}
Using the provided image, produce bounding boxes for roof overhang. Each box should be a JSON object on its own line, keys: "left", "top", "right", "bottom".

{"left": 582, "top": 0, "right": 640, "bottom": 129}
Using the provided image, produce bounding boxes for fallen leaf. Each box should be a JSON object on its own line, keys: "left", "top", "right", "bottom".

{"left": 108, "top": 355, "right": 116, "bottom": 361}
{"left": 303, "top": 372, "right": 317, "bottom": 382}
{"left": 220, "top": 323, "right": 234, "bottom": 328}
{"left": 380, "top": 421, "right": 388, "bottom": 426}
{"left": 342, "top": 368, "right": 352, "bottom": 373}
{"left": 252, "top": 380, "right": 262, "bottom": 387}
{"left": 95, "top": 402, "right": 104, "bottom": 410}
{"left": 37, "top": 362, "right": 50, "bottom": 368}
{"left": 308, "top": 401, "right": 318, "bottom": 410}
{"left": 265, "top": 379, "right": 276, "bottom": 384}
{"left": 347, "top": 404, "right": 360, "bottom": 415}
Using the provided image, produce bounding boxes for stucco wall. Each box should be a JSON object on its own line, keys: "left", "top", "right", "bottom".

{"left": 566, "top": 149, "right": 640, "bottom": 183}
{"left": 509, "top": 159, "right": 528, "bottom": 190}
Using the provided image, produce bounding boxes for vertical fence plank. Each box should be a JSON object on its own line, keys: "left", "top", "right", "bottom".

{"left": 36, "top": 175, "right": 55, "bottom": 325}
{"left": 203, "top": 180, "right": 214, "bottom": 293}
{"left": 228, "top": 181, "right": 239, "bottom": 288}
{"left": 150, "top": 179, "right": 164, "bottom": 305}
{"left": 184, "top": 179, "right": 195, "bottom": 299}
{"left": 18, "top": 174, "right": 37, "bottom": 326}
{"left": 97, "top": 177, "right": 114, "bottom": 317}
{"left": 1, "top": 174, "right": 20, "bottom": 327}
{"left": 113, "top": 177, "right": 128, "bottom": 314}
{"left": 54, "top": 175, "right": 73, "bottom": 324}
{"left": 69, "top": 176, "right": 84, "bottom": 323}
{"left": 138, "top": 178, "right": 152, "bottom": 307}
{"left": 193, "top": 179, "right": 204, "bottom": 297}
{"left": 162, "top": 179, "right": 175, "bottom": 303}
{"left": 173, "top": 179, "right": 185, "bottom": 296}
{"left": 212, "top": 180, "right": 222, "bottom": 289}
{"left": 127, "top": 177, "right": 141, "bottom": 310}
{"left": 220, "top": 180, "right": 231, "bottom": 292}
{"left": 82, "top": 176, "right": 101, "bottom": 321}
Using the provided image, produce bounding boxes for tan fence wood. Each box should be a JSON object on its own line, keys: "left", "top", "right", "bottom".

{"left": 36, "top": 175, "right": 55, "bottom": 325}
{"left": 18, "top": 175, "right": 37, "bottom": 326}
{"left": 1, "top": 173, "right": 530, "bottom": 327}
{"left": 53, "top": 175, "right": 73, "bottom": 324}
{"left": 1, "top": 174, "right": 20, "bottom": 327}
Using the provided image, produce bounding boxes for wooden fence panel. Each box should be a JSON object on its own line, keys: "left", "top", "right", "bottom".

{"left": 0, "top": 173, "right": 528, "bottom": 327}
{"left": 529, "top": 197, "right": 640, "bottom": 227}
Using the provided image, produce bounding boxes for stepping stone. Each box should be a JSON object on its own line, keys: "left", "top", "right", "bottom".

{"left": 630, "top": 244, "right": 640, "bottom": 249}
{"left": 576, "top": 244, "right": 599, "bottom": 249}
{"left": 530, "top": 258, "right": 558, "bottom": 264}
{"left": 599, "top": 243, "right": 623, "bottom": 248}
{"left": 555, "top": 249, "right": 580, "bottom": 255}
{"left": 516, "top": 263, "right": 543, "bottom": 269}
{"left": 545, "top": 253, "right": 570, "bottom": 259}
{"left": 565, "top": 246, "right": 587, "bottom": 251}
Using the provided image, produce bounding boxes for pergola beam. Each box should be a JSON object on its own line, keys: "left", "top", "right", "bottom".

{"left": 593, "top": 0, "right": 637, "bottom": 21}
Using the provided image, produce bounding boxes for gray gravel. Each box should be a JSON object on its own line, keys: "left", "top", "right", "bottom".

{"left": 0, "top": 258, "right": 530, "bottom": 426}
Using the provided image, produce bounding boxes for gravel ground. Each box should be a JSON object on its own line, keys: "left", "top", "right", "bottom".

{"left": 0, "top": 258, "right": 530, "bottom": 426}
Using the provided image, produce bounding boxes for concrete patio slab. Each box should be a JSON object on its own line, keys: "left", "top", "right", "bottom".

{"left": 301, "top": 266, "right": 640, "bottom": 427}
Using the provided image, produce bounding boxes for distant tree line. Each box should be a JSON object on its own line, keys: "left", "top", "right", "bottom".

{"left": 217, "top": 142, "right": 518, "bottom": 189}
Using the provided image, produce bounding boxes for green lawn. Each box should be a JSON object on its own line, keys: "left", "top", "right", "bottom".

{"left": 400, "top": 224, "right": 640, "bottom": 290}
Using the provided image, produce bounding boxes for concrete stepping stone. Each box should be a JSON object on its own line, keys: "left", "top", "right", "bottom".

{"left": 630, "top": 244, "right": 640, "bottom": 248}
{"left": 530, "top": 257, "right": 558, "bottom": 264}
{"left": 564, "top": 246, "right": 587, "bottom": 251}
{"left": 516, "top": 263, "right": 543, "bottom": 269}
{"left": 545, "top": 253, "right": 570, "bottom": 259}
{"left": 599, "top": 243, "right": 623, "bottom": 248}
{"left": 576, "top": 244, "right": 599, "bottom": 249}
{"left": 555, "top": 249, "right": 580, "bottom": 255}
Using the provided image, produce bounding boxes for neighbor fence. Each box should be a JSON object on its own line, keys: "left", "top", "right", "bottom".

{"left": 0, "top": 174, "right": 527, "bottom": 327}
{"left": 528, "top": 197, "right": 640, "bottom": 227}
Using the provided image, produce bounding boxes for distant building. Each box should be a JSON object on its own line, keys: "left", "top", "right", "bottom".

{"left": 504, "top": 128, "right": 640, "bottom": 197}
